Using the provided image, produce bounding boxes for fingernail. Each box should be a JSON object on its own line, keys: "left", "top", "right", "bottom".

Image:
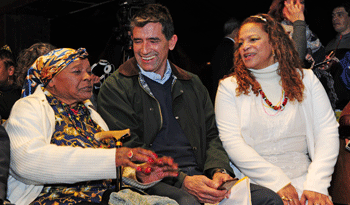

{"left": 136, "top": 167, "right": 142, "bottom": 172}
{"left": 148, "top": 158, "right": 154, "bottom": 163}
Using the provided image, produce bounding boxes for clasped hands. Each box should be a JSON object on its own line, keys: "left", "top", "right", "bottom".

{"left": 277, "top": 183, "right": 333, "bottom": 205}
{"left": 95, "top": 130, "right": 179, "bottom": 184}
{"left": 116, "top": 147, "right": 234, "bottom": 204}
{"left": 115, "top": 147, "right": 179, "bottom": 184}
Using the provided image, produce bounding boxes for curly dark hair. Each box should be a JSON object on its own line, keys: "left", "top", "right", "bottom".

{"left": 268, "top": 0, "right": 286, "bottom": 22}
{"left": 15, "top": 42, "right": 56, "bottom": 88}
{"left": 230, "top": 14, "right": 305, "bottom": 102}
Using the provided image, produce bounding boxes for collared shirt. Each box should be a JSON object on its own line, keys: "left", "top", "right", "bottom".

{"left": 138, "top": 60, "right": 172, "bottom": 84}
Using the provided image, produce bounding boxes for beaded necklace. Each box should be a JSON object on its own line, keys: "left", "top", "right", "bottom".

{"left": 259, "top": 88, "right": 288, "bottom": 116}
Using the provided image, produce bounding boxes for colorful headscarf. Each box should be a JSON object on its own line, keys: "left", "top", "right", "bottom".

{"left": 22, "top": 48, "right": 88, "bottom": 97}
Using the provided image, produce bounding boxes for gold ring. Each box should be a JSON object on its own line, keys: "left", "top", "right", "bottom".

{"left": 281, "top": 196, "right": 289, "bottom": 201}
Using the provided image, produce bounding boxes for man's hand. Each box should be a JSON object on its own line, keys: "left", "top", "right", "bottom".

{"left": 181, "top": 175, "right": 229, "bottom": 204}
{"left": 212, "top": 172, "right": 234, "bottom": 188}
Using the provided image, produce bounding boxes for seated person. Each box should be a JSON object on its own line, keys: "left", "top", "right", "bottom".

{"left": 0, "top": 45, "right": 21, "bottom": 121}
{"left": 5, "top": 48, "right": 178, "bottom": 205}
{"left": 98, "top": 4, "right": 283, "bottom": 205}
{"left": 215, "top": 14, "right": 339, "bottom": 205}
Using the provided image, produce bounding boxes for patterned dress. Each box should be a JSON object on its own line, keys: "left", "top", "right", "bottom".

{"left": 31, "top": 88, "right": 116, "bottom": 205}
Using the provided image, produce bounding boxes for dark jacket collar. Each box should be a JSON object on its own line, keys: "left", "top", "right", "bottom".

{"left": 118, "top": 57, "right": 192, "bottom": 80}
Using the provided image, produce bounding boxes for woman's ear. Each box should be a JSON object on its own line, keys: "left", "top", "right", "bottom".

{"left": 7, "top": 66, "right": 14, "bottom": 76}
{"left": 47, "top": 78, "right": 55, "bottom": 89}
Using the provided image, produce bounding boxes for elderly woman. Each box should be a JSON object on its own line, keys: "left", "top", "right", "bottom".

{"left": 215, "top": 14, "right": 339, "bottom": 205}
{"left": 5, "top": 48, "right": 178, "bottom": 205}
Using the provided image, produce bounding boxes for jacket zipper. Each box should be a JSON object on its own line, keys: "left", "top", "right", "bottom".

{"left": 171, "top": 78, "right": 176, "bottom": 92}
{"left": 138, "top": 79, "right": 163, "bottom": 133}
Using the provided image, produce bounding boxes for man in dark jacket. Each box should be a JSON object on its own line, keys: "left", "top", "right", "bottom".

{"left": 210, "top": 17, "right": 240, "bottom": 102}
{"left": 98, "top": 4, "right": 282, "bottom": 205}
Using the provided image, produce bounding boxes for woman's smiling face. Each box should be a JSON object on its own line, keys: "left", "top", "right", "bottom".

{"left": 238, "top": 23, "right": 275, "bottom": 70}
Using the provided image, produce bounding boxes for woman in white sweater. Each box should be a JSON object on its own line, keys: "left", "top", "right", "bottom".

{"left": 5, "top": 48, "right": 178, "bottom": 205}
{"left": 215, "top": 14, "right": 339, "bottom": 205}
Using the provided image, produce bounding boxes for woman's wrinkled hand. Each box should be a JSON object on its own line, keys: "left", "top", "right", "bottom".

{"left": 136, "top": 156, "right": 179, "bottom": 183}
{"left": 277, "top": 183, "right": 301, "bottom": 205}
{"left": 300, "top": 190, "right": 333, "bottom": 205}
{"left": 115, "top": 147, "right": 158, "bottom": 169}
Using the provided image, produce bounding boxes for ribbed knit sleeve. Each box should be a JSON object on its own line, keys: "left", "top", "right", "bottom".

{"left": 5, "top": 93, "right": 116, "bottom": 186}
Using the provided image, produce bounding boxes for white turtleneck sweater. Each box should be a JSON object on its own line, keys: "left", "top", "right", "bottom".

{"left": 248, "top": 62, "right": 282, "bottom": 105}
{"left": 248, "top": 63, "right": 309, "bottom": 196}
{"left": 215, "top": 63, "right": 339, "bottom": 197}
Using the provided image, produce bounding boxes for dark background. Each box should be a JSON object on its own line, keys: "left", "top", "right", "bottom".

{"left": 0, "top": 0, "right": 345, "bottom": 73}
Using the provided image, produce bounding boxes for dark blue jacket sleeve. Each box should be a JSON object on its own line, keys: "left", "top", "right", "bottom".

{"left": 340, "top": 52, "right": 350, "bottom": 90}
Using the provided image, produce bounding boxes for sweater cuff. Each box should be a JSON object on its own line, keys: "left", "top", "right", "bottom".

{"left": 173, "top": 171, "right": 187, "bottom": 188}
{"left": 268, "top": 176, "right": 292, "bottom": 193}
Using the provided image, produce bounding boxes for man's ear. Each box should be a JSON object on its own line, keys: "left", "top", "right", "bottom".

{"left": 169, "top": 34, "right": 178, "bottom": 51}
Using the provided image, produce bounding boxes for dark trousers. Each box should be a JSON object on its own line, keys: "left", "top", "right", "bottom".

{"left": 145, "top": 181, "right": 283, "bottom": 205}
{"left": 76, "top": 183, "right": 283, "bottom": 205}
{"left": 146, "top": 166, "right": 283, "bottom": 205}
